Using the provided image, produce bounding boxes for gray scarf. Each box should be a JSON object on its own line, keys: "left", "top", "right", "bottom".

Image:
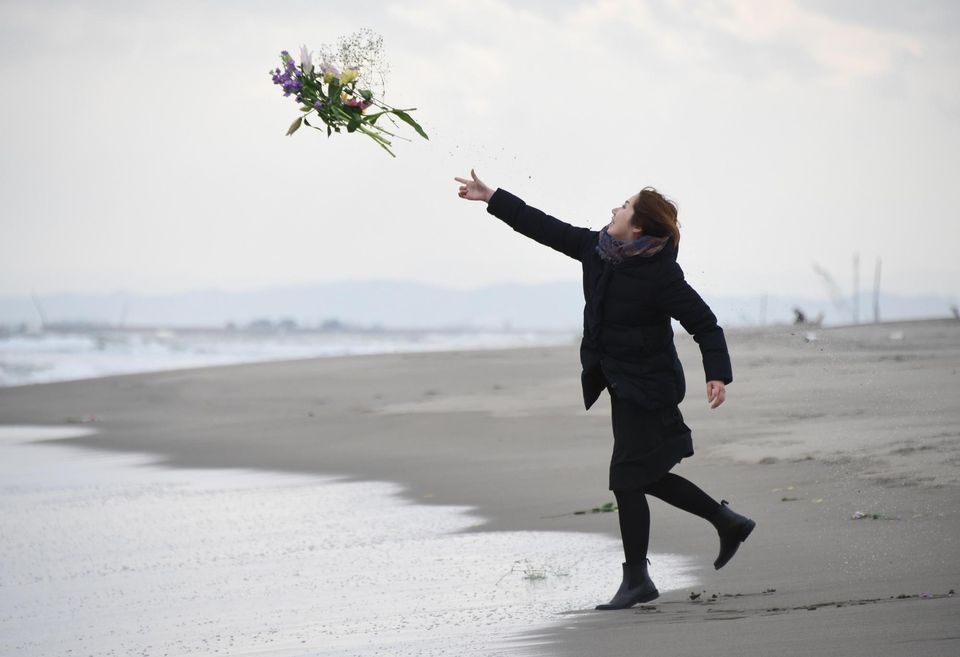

{"left": 596, "top": 226, "right": 670, "bottom": 264}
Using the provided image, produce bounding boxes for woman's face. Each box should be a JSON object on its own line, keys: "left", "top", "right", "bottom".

{"left": 608, "top": 193, "right": 642, "bottom": 241}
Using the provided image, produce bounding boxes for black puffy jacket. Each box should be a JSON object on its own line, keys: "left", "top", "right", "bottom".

{"left": 486, "top": 188, "right": 733, "bottom": 411}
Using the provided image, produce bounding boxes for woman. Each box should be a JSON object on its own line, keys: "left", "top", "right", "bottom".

{"left": 454, "top": 168, "right": 757, "bottom": 610}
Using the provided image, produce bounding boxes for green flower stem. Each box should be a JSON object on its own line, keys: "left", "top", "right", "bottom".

{"left": 356, "top": 122, "right": 392, "bottom": 144}
{"left": 358, "top": 125, "right": 396, "bottom": 157}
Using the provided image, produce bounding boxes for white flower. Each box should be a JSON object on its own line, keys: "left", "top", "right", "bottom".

{"left": 320, "top": 61, "right": 340, "bottom": 80}
{"left": 299, "top": 44, "right": 314, "bottom": 76}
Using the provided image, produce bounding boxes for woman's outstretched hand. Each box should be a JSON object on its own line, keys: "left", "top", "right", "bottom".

{"left": 707, "top": 381, "right": 726, "bottom": 409}
{"left": 454, "top": 168, "right": 495, "bottom": 203}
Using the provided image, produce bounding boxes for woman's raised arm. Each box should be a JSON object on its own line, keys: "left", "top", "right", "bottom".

{"left": 454, "top": 168, "right": 594, "bottom": 262}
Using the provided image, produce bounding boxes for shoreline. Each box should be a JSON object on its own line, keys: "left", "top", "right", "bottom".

{"left": 1, "top": 319, "right": 958, "bottom": 655}
{"left": 3, "top": 316, "right": 953, "bottom": 392}
{"left": 0, "top": 327, "right": 580, "bottom": 390}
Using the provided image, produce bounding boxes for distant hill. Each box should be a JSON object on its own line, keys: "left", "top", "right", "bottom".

{"left": 1, "top": 280, "right": 956, "bottom": 330}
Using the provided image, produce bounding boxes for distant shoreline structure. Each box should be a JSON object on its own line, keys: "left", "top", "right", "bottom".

{"left": 2, "top": 314, "right": 957, "bottom": 338}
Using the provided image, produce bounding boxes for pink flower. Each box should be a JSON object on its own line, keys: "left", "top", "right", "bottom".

{"left": 344, "top": 97, "right": 373, "bottom": 110}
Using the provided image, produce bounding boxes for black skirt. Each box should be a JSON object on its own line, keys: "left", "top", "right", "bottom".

{"left": 606, "top": 381, "right": 694, "bottom": 491}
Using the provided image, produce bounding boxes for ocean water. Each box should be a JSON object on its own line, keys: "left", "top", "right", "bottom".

{"left": 0, "top": 425, "right": 699, "bottom": 657}
{"left": 0, "top": 328, "right": 578, "bottom": 387}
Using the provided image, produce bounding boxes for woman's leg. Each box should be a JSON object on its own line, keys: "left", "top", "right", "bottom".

{"left": 612, "top": 488, "right": 650, "bottom": 564}
{"left": 644, "top": 472, "right": 722, "bottom": 520}
{"left": 646, "top": 472, "right": 756, "bottom": 570}
{"left": 598, "top": 487, "right": 659, "bottom": 609}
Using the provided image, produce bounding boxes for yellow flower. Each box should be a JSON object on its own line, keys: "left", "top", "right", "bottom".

{"left": 340, "top": 68, "right": 359, "bottom": 85}
{"left": 341, "top": 91, "right": 349, "bottom": 102}
{"left": 323, "top": 70, "right": 336, "bottom": 84}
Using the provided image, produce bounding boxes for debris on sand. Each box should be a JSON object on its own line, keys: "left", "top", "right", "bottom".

{"left": 542, "top": 501, "right": 617, "bottom": 518}
{"left": 851, "top": 510, "right": 899, "bottom": 520}
{"left": 64, "top": 414, "right": 101, "bottom": 423}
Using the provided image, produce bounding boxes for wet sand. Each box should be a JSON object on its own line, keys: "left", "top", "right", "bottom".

{"left": 4, "top": 427, "right": 693, "bottom": 655}
{"left": 1, "top": 318, "right": 958, "bottom": 656}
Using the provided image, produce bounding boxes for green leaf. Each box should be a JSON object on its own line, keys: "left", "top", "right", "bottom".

{"left": 364, "top": 110, "right": 389, "bottom": 125}
{"left": 392, "top": 109, "right": 429, "bottom": 140}
{"left": 359, "top": 89, "right": 373, "bottom": 102}
{"left": 304, "top": 117, "right": 312, "bottom": 127}
{"left": 286, "top": 116, "right": 302, "bottom": 136}
{"left": 326, "top": 124, "right": 332, "bottom": 137}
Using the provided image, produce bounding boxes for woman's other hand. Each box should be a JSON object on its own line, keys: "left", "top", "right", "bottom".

{"left": 707, "top": 381, "right": 726, "bottom": 409}
{"left": 454, "top": 168, "right": 495, "bottom": 203}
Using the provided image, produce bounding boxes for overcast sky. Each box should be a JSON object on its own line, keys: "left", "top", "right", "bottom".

{"left": 2, "top": 0, "right": 958, "bottom": 302}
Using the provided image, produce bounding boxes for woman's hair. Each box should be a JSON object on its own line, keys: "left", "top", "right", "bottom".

{"left": 631, "top": 187, "right": 681, "bottom": 247}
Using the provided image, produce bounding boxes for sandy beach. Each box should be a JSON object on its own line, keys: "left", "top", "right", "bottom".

{"left": 1, "top": 318, "right": 958, "bottom": 656}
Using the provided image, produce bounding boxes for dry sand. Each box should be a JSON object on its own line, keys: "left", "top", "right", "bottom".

{"left": 1, "top": 318, "right": 958, "bottom": 656}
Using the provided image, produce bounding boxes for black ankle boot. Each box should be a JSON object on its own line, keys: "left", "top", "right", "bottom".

{"left": 595, "top": 558, "right": 659, "bottom": 610}
{"left": 709, "top": 499, "right": 756, "bottom": 570}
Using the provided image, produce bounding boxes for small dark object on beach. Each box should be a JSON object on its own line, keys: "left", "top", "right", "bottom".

{"left": 851, "top": 511, "right": 898, "bottom": 520}
{"left": 65, "top": 414, "right": 101, "bottom": 424}
{"left": 689, "top": 591, "right": 702, "bottom": 600}
{"left": 781, "top": 496, "right": 802, "bottom": 501}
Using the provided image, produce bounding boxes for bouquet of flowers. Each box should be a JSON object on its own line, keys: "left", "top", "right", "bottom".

{"left": 269, "top": 29, "right": 427, "bottom": 157}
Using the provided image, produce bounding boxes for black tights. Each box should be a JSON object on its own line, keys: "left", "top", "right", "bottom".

{"left": 613, "top": 472, "right": 722, "bottom": 564}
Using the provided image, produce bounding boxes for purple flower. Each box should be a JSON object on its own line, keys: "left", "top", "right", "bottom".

{"left": 270, "top": 53, "right": 305, "bottom": 97}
